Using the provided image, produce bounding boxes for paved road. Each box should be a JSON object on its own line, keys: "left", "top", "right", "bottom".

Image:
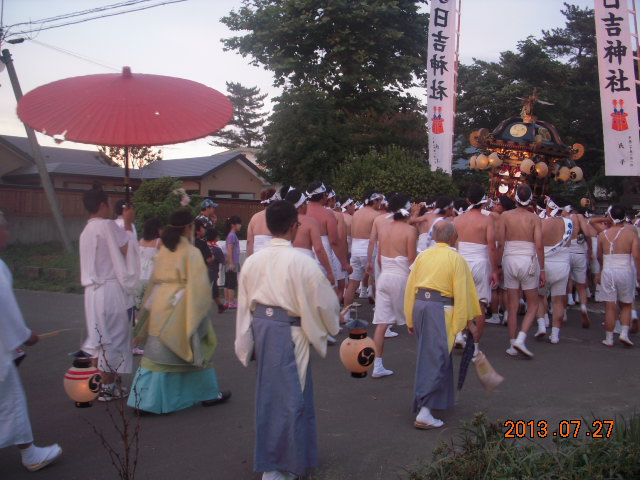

{"left": 1, "top": 290, "right": 639, "bottom": 479}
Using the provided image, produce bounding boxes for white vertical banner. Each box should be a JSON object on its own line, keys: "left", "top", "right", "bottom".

{"left": 594, "top": 0, "right": 640, "bottom": 176}
{"left": 426, "top": 0, "right": 458, "bottom": 173}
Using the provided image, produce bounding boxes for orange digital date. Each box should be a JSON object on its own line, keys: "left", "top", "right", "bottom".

{"left": 503, "top": 420, "right": 615, "bottom": 438}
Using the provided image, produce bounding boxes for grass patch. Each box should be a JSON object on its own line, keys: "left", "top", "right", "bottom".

{"left": 406, "top": 412, "right": 640, "bottom": 480}
{"left": 1, "top": 242, "right": 82, "bottom": 293}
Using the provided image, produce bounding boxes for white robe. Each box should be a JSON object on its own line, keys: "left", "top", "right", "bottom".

{"left": 0, "top": 260, "right": 34, "bottom": 448}
{"left": 80, "top": 218, "right": 139, "bottom": 373}
{"left": 235, "top": 238, "right": 340, "bottom": 388}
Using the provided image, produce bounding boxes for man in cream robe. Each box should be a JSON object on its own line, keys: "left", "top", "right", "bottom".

{"left": 79, "top": 187, "right": 139, "bottom": 401}
{"left": 236, "top": 200, "right": 340, "bottom": 480}
{"left": 0, "top": 212, "right": 62, "bottom": 471}
{"left": 404, "top": 221, "right": 481, "bottom": 429}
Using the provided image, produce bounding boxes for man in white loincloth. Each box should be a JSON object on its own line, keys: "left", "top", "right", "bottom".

{"left": 410, "top": 195, "right": 455, "bottom": 253}
{"left": 370, "top": 194, "right": 417, "bottom": 377}
{"left": 596, "top": 205, "right": 640, "bottom": 347}
{"left": 453, "top": 184, "right": 499, "bottom": 352}
{"left": 247, "top": 188, "right": 281, "bottom": 256}
{"left": 495, "top": 185, "right": 545, "bottom": 358}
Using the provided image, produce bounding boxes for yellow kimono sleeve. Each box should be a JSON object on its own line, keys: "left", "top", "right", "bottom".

{"left": 449, "top": 254, "right": 482, "bottom": 341}
{"left": 404, "top": 266, "right": 419, "bottom": 329}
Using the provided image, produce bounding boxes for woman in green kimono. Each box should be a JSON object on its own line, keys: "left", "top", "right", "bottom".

{"left": 128, "top": 209, "right": 231, "bottom": 414}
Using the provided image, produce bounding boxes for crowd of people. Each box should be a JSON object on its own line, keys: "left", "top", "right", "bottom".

{"left": 2, "top": 180, "right": 638, "bottom": 478}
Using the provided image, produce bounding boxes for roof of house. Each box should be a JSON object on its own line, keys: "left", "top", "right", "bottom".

{"left": 1, "top": 135, "right": 267, "bottom": 182}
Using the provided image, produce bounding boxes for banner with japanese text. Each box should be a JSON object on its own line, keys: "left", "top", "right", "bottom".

{"left": 426, "top": 0, "right": 458, "bottom": 173}
{"left": 594, "top": 0, "right": 640, "bottom": 176}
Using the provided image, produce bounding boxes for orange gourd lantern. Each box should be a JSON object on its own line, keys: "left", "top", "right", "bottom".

{"left": 339, "top": 319, "right": 376, "bottom": 378}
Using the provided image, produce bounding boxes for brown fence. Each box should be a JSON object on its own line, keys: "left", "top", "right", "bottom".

{"left": 0, "top": 185, "right": 262, "bottom": 244}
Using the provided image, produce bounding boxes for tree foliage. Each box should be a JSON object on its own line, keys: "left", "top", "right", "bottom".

{"left": 98, "top": 146, "right": 162, "bottom": 170}
{"left": 222, "top": 0, "right": 430, "bottom": 185}
{"left": 132, "top": 177, "right": 200, "bottom": 234}
{"left": 209, "top": 82, "right": 267, "bottom": 149}
{"left": 332, "top": 146, "right": 456, "bottom": 201}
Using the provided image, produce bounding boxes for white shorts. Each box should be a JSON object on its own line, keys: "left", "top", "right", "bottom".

{"left": 331, "top": 249, "right": 346, "bottom": 281}
{"left": 349, "top": 255, "right": 367, "bottom": 282}
{"left": 503, "top": 255, "right": 539, "bottom": 291}
{"left": 466, "top": 258, "right": 492, "bottom": 304}
{"left": 372, "top": 272, "right": 408, "bottom": 326}
{"left": 599, "top": 268, "right": 636, "bottom": 303}
{"left": 569, "top": 252, "right": 588, "bottom": 284}
{"left": 539, "top": 258, "right": 570, "bottom": 297}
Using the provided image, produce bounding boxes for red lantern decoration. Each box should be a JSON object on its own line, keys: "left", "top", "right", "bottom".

{"left": 63, "top": 355, "right": 102, "bottom": 407}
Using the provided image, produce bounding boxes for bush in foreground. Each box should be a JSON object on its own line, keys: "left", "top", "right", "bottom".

{"left": 406, "top": 412, "right": 640, "bottom": 480}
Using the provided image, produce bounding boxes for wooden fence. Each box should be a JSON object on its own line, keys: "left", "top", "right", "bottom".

{"left": 0, "top": 185, "right": 262, "bottom": 244}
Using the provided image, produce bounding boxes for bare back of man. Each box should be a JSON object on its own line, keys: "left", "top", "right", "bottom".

{"left": 343, "top": 200, "right": 382, "bottom": 313}
{"left": 294, "top": 213, "right": 335, "bottom": 286}
{"left": 537, "top": 214, "right": 572, "bottom": 342}
{"left": 246, "top": 209, "right": 271, "bottom": 256}
{"left": 454, "top": 208, "right": 498, "bottom": 340}
{"left": 597, "top": 214, "right": 640, "bottom": 346}
{"left": 496, "top": 187, "right": 544, "bottom": 358}
{"left": 370, "top": 196, "right": 417, "bottom": 377}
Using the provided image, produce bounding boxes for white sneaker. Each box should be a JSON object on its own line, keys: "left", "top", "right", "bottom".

{"left": 486, "top": 314, "right": 501, "bottom": 325}
{"left": 454, "top": 332, "right": 466, "bottom": 349}
{"left": 371, "top": 365, "right": 394, "bottom": 378}
{"left": 602, "top": 338, "right": 614, "bottom": 347}
{"left": 549, "top": 336, "right": 559, "bottom": 344}
{"left": 568, "top": 295, "right": 576, "bottom": 306}
{"left": 513, "top": 339, "right": 534, "bottom": 358}
{"left": 619, "top": 334, "right": 634, "bottom": 347}
{"left": 384, "top": 327, "right": 399, "bottom": 338}
{"left": 505, "top": 346, "right": 518, "bottom": 357}
{"left": 327, "top": 334, "right": 337, "bottom": 345}
{"left": 22, "top": 444, "right": 63, "bottom": 472}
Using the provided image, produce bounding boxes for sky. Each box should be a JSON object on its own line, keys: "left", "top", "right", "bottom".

{"left": 0, "top": 0, "right": 610, "bottom": 160}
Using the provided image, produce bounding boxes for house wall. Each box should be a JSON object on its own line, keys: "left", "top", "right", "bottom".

{"left": 200, "top": 160, "right": 266, "bottom": 199}
{"left": 0, "top": 146, "right": 30, "bottom": 179}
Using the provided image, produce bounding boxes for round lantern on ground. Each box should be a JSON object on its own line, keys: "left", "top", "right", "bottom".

{"left": 570, "top": 166, "right": 583, "bottom": 182}
{"left": 469, "top": 155, "right": 477, "bottom": 169}
{"left": 476, "top": 153, "right": 490, "bottom": 170}
{"left": 63, "top": 352, "right": 101, "bottom": 407}
{"left": 535, "top": 162, "right": 549, "bottom": 178}
{"left": 520, "top": 158, "right": 535, "bottom": 175}
{"left": 339, "top": 318, "right": 376, "bottom": 378}
{"left": 557, "top": 166, "right": 571, "bottom": 182}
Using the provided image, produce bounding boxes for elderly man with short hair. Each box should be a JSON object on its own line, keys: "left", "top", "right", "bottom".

{"left": 404, "top": 221, "right": 481, "bottom": 429}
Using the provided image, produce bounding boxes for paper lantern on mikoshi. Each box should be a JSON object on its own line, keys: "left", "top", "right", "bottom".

{"left": 476, "top": 153, "right": 490, "bottom": 170}
{"left": 63, "top": 355, "right": 102, "bottom": 407}
{"left": 535, "top": 162, "right": 549, "bottom": 178}
{"left": 488, "top": 152, "right": 502, "bottom": 167}
{"left": 520, "top": 158, "right": 535, "bottom": 175}
{"left": 557, "top": 166, "right": 571, "bottom": 183}
{"left": 339, "top": 319, "right": 376, "bottom": 378}
{"left": 570, "top": 166, "right": 583, "bottom": 182}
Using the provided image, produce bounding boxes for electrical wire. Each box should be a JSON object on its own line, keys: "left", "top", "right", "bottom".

{"left": 30, "top": 39, "right": 120, "bottom": 71}
{"left": 7, "top": 0, "right": 186, "bottom": 37}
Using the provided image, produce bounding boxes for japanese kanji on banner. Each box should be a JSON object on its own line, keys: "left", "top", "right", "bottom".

{"left": 426, "top": 0, "right": 458, "bottom": 173}
{"left": 594, "top": 0, "right": 640, "bottom": 176}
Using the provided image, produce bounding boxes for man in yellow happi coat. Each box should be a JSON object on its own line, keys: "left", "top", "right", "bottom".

{"left": 404, "top": 221, "right": 481, "bottom": 429}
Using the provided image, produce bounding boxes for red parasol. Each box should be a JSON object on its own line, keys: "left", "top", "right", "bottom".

{"left": 17, "top": 67, "right": 234, "bottom": 200}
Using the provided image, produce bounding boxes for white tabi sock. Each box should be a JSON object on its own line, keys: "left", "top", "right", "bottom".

{"left": 551, "top": 327, "right": 560, "bottom": 338}
{"left": 605, "top": 331, "right": 614, "bottom": 343}
{"left": 374, "top": 357, "right": 383, "bottom": 368}
{"left": 510, "top": 338, "right": 516, "bottom": 347}
{"left": 516, "top": 331, "right": 527, "bottom": 343}
{"left": 620, "top": 325, "right": 630, "bottom": 337}
{"left": 580, "top": 304, "right": 587, "bottom": 313}
{"left": 474, "top": 343, "right": 480, "bottom": 355}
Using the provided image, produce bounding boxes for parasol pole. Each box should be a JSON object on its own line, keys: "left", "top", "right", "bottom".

{"left": 1, "top": 49, "right": 73, "bottom": 253}
{"left": 124, "top": 146, "right": 130, "bottom": 205}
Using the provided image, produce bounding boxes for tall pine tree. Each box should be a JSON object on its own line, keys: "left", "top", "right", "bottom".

{"left": 209, "top": 82, "right": 267, "bottom": 149}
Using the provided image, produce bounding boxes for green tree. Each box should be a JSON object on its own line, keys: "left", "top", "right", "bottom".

{"left": 332, "top": 146, "right": 456, "bottom": 201}
{"left": 209, "top": 82, "right": 267, "bottom": 149}
{"left": 132, "top": 177, "right": 200, "bottom": 234}
{"left": 222, "top": 0, "right": 430, "bottom": 185}
{"left": 98, "top": 146, "right": 162, "bottom": 169}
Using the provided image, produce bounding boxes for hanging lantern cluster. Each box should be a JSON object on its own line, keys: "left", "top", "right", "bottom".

{"left": 467, "top": 93, "right": 586, "bottom": 200}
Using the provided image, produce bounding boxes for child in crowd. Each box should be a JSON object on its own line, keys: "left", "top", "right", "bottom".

{"left": 224, "top": 216, "right": 242, "bottom": 310}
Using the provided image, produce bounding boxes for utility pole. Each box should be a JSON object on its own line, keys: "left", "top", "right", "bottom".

{"left": 1, "top": 48, "right": 73, "bottom": 253}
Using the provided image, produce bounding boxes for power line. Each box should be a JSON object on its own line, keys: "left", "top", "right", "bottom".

{"left": 30, "top": 40, "right": 121, "bottom": 72}
{"left": 6, "top": 0, "right": 186, "bottom": 38}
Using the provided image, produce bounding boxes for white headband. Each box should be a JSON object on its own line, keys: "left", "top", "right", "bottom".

{"left": 470, "top": 194, "right": 488, "bottom": 207}
{"left": 261, "top": 191, "right": 281, "bottom": 205}
{"left": 306, "top": 183, "right": 327, "bottom": 196}
{"left": 294, "top": 192, "right": 308, "bottom": 209}
{"left": 546, "top": 197, "right": 561, "bottom": 217}
{"left": 327, "top": 189, "right": 336, "bottom": 199}
{"left": 395, "top": 201, "right": 412, "bottom": 218}
{"left": 341, "top": 198, "right": 354, "bottom": 212}
{"left": 434, "top": 201, "right": 454, "bottom": 214}
{"left": 607, "top": 205, "right": 624, "bottom": 224}
{"left": 515, "top": 190, "right": 532, "bottom": 206}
